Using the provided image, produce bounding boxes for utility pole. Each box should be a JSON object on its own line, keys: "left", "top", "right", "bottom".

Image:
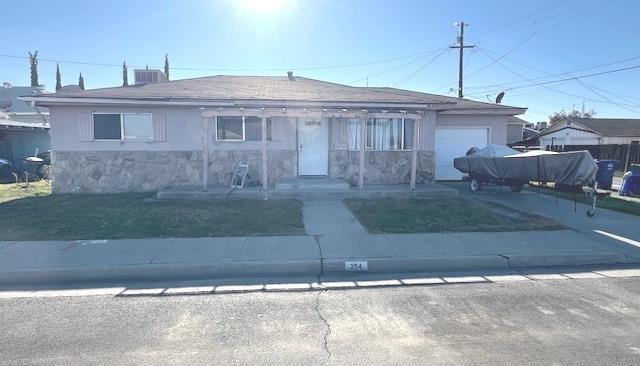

{"left": 450, "top": 22, "right": 475, "bottom": 98}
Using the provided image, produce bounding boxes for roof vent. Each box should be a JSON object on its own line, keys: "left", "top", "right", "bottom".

{"left": 134, "top": 69, "right": 168, "bottom": 85}
{"left": 2, "top": 82, "right": 11, "bottom": 89}
{"left": 287, "top": 71, "right": 295, "bottom": 81}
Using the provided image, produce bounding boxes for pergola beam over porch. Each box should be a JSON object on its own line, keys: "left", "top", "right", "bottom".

{"left": 199, "top": 107, "right": 424, "bottom": 191}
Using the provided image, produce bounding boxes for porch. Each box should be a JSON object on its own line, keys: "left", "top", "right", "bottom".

{"left": 199, "top": 106, "right": 431, "bottom": 192}
{"left": 156, "top": 179, "right": 457, "bottom": 200}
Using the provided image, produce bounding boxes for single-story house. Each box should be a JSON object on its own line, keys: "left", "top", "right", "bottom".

{"left": 0, "top": 84, "right": 50, "bottom": 169}
{"left": 538, "top": 117, "right": 640, "bottom": 147}
{"left": 538, "top": 117, "right": 640, "bottom": 169}
{"left": 20, "top": 70, "right": 526, "bottom": 193}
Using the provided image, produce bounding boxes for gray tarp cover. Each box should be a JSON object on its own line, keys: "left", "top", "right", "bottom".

{"left": 453, "top": 146, "right": 597, "bottom": 186}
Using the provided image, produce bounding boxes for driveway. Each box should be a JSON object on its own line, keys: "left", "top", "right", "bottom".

{"left": 444, "top": 182, "right": 640, "bottom": 260}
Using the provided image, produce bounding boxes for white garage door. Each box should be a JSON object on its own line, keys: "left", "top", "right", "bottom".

{"left": 434, "top": 128, "right": 489, "bottom": 180}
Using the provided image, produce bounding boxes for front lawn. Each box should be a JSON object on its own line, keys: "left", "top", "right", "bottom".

{"left": 0, "top": 180, "right": 52, "bottom": 203}
{"left": 345, "top": 197, "right": 563, "bottom": 234}
{"left": 0, "top": 190, "right": 304, "bottom": 240}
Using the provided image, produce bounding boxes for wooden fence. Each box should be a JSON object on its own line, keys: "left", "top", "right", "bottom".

{"left": 548, "top": 144, "right": 640, "bottom": 171}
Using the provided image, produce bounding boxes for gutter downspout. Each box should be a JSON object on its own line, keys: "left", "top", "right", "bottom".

{"left": 31, "top": 101, "right": 48, "bottom": 126}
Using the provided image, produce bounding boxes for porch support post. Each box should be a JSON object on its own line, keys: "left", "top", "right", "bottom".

{"left": 359, "top": 117, "right": 366, "bottom": 190}
{"left": 202, "top": 116, "right": 209, "bottom": 191}
{"left": 261, "top": 115, "right": 268, "bottom": 190}
{"left": 410, "top": 116, "right": 420, "bottom": 191}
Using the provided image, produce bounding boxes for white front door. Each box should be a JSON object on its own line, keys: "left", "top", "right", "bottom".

{"left": 298, "top": 118, "right": 328, "bottom": 176}
{"left": 434, "top": 127, "right": 489, "bottom": 180}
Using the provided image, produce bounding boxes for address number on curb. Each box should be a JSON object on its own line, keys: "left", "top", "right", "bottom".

{"left": 345, "top": 261, "right": 368, "bottom": 272}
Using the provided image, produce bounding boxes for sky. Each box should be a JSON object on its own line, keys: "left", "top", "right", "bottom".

{"left": 2, "top": 0, "right": 640, "bottom": 122}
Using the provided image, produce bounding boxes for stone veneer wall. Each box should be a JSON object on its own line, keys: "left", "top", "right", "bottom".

{"left": 52, "top": 151, "right": 203, "bottom": 193}
{"left": 329, "top": 150, "right": 435, "bottom": 185}
{"left": 206, "top": 150, "right": 296, "bottom": 187}
{"left": 51, "top": 150, "right": 297, "bottom": 193}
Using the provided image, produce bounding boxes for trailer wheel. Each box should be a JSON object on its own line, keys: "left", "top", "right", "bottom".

{"left": 470, "top": 179, "right": 481, "bottom": 192}
{"left": 510, "top": 184, "right": 524, "bottom": 193}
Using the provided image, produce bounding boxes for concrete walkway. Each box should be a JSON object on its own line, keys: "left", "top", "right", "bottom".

{"left": 302, "top": 200, "right": 367, "bottom": 235}
{"left": 1, "top": 227, "right": 639, "bottom": 285}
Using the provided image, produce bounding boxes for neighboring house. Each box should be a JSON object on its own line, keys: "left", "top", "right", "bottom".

{"left": 539, "top": 117, "right": 640, "bottom": 147}
{"left": 506, "top": 116, "right": 527, "bottom": 144}
{"left": 20, "top": 71, "right": 526, "bottom": 193}
{"left": 0, "top": 83, "right": 50, "bottom": 169}
{"left": 538, "top": 117, "right": 640, "bottom": 169}
{"left": 508, "top": 125, "right": 541, "bottom": 150}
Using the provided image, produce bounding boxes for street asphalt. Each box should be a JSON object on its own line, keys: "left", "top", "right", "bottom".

{"left": 2, "top": 275, "right": 640, "bottom": 365}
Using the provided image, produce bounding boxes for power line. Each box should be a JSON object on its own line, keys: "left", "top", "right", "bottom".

{"left": 466, "top": 51, "right": 640, "bottom": 92}
{"left": 348, "top": 48, "right": 447, "bottom": 85}
{"left": 475, "top": 0, "right": 569, "bottom": 38}
{"left": 574, "top": 79, "right": 640, "bottom": 115}
{"left": 431, "top": 32, "right": 537, "bottom": 92}
{"left": 393, "top": 48, "right": 449, "bottom": 87}
{"left": 472, "top": 48, "right": 640, "bottom": 111}
{"left": 0, "top": 48, "right": 448, "bottom": 73}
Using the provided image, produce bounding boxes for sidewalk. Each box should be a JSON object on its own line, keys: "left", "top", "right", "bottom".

{"left": 1, "top": 228, "right": 638, "bottom": 285}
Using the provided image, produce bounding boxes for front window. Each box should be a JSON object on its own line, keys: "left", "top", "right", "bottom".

{"left": 366, "top": 118, "right": 414, "bottom": 150}
{"left": 216, "top": 116, "right": 272, "bottom": 141}
{"left": 93, "top": 113, "right": 152, "bottom": 141}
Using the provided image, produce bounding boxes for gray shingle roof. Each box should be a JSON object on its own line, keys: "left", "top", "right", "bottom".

{"left": 0, "top": 86, "right": 49, "bottom": 113}
{"left": 540, "top": 117, "right": 640, "bottom": 137}
{"left": 364, "top": 87, "right": 524, "bottom": 111}
{"left": 33, "top": 75, "right": 524, "bottom": 112}
{"left": 568, "top": 117, "right": 640, "bottom": 137}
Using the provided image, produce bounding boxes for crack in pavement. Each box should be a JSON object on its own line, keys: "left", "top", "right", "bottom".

{"left": 315, "top": 277, "right": 331, "bottom": 366}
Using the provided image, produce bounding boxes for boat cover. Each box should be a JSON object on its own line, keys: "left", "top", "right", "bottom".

{"left": 453, "top": 145, "right": 598, "bottom": 186}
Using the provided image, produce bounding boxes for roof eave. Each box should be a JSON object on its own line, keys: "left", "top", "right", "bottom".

{"left": 18, "top": 96, "right": 450, "bottom": 110}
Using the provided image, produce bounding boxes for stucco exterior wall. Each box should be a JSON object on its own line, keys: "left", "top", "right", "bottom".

{"left": 424, "top": 114, "right": 509, "bottom": 150}
{"left": 47, "top": 105, "right": 514, "bottom": 192}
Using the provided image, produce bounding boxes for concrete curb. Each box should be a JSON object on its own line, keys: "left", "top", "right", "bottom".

{"left": 323, "top": 255, "right": 511, "bottom": 273}
{"left": 0, "top": 260, "right": 321, "bottom": 286}
{"left": 0, "top": 253, "right": 636, "bottom": 285}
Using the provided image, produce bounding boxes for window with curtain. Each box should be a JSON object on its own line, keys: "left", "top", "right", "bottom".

{"left": 346, "top": 118, "right": 361, "bottom": 151}
{"left": 365, "top": 118, "right": 414, "bottom": 150}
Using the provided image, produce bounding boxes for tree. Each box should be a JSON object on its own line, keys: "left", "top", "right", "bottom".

{"left": 28, "top": 51, "right": 39, "bottom": 87}
{"left": 78, "top": 73, "right": 85, "bottom": 90}
{"left": 164, "top": 53, "right": 170, "bottom": 80}
{"left": 122, "top": 61, "right": 129, "bottom": 86}
{"left": 55, "top": 63, "right": 62, "bottom": 91}
{"left": 549, "top": 109, "right": 596, "bottom": 125}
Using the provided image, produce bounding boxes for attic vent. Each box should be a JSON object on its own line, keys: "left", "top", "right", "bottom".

{"left": 134, "top": 69, "right": 168, "bottom": 85}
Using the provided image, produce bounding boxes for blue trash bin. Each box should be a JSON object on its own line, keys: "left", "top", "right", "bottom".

{"left": 595, "top": 159, "right": 620, "bottom": 190}
{"left": 620, "top": 164, "right": 640, "bottom": 196}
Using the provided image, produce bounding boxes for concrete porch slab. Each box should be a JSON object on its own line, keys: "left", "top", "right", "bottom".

{"left": 275, "top": 177, "right": 350, "bottom": 191}
{"left": 156, "top": 182, "right": 459, "bottom": 200}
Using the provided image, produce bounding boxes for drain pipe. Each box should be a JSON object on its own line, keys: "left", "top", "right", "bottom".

{"left": 31, "top": 101, "right": 49, "bottom": 126}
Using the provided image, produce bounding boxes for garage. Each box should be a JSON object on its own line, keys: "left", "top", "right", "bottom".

{"left": 434, "top": 127, "right": 489, "bottom": 180}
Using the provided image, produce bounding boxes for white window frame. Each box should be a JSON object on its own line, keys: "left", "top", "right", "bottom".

{"left": 215, "top": 116, "right": 271, "bottom": 142}
{"left": 92, "top": 112, "right": 153, "bottom": 141}
{"left": 366, "top": 118, "right": 414, "bottom": 151}
{"left": 215, "top": 116, "right": 246, "bottom": 142}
